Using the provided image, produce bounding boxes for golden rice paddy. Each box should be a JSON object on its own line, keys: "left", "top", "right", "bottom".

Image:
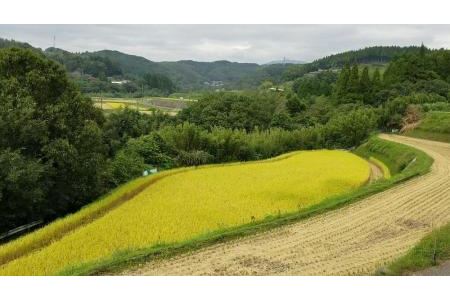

{"left": 0, "top": 150, "right": 370, "bottom": 275}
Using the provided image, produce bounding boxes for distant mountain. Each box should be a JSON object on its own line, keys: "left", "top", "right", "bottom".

{"left": 0, "top": 38, "right": 34, "bottom": 50}
{"left": 264, "top": 59, "right": 306, "bottom": 65}
{"left": 1, "top": 38, "right": 285, "bottom": 91}
{"left": 2, "top": 38, "right": 425, "bottom": 92}
{"left": 43, "top": 48, "right": 292, "bottom": 90}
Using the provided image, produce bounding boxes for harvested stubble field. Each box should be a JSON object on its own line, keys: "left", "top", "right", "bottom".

{"left": 119, "top": 135, "right": 449, "bottom": 275}
{"left": 0, "top": 150, "right": 369, "bottom": 275}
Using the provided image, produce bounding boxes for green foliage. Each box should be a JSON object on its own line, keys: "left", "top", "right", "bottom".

{"left": 270, "top": 112, "right": 293, "bottom": 130}
{"left": 324, "top": 109, "right": 378, "bottom": 148}
{"left": 142, "top": 73, "right": 176, "bottom": 94}
{"left": 292, "top": 71, "right": 337, "bottom": 98}
{"left": 0, "top": 150, "right": 46, "bottom": 230}
{"left": 383, "top": 48, "right": 450, "bottom": 86}
{"left": 109, "top": 150, "right": 145, "bottom": 186}
{"left": 333, "top": 64, "right": 380, "bottom": 104}
{"left": 285, "top": 94, "right": 306, "bottom": 116}
{"left": 403, "top": 111, "right": 450, "bottom": 143}
{"left": 379, "top": 93, "right": 448, "bottom": 130}
{"left": 178, "top": 92, "right": 281, "bottom": 131}
{"left": 102, "top": 108, "right": 156, "bottom": 155}
{"left": 422, "top": 102, "right": 450, "bottom": 112}
{"left": 0, "top": 48, "right": 108, "bottom": 232}
{"left": 284, "top": 46, "right": 422, "bottom": 80}
{"left": 354, "top": 136, "right": 433, "bottom": 176}
{"left": 0, "top": 38, "right": 34, "bottom": 50}
{"left": 176, "top": 150, "right": 214, "bottom": 166}
{"left": 122, "top": 133, "right": 175, "bottom": 167}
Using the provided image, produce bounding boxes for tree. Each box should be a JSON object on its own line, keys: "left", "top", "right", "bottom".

{"left": 0, "top": 48, "right": 108, "bottom": 231}
{"left": 419, "top": 43, "right": 426, "bottom": 58}
{"left": 270, "top": 112, "right": 293, "bottom": 130}
{"left": 286, "top": 94, "right": 306, "bottom": 116}
{"left": 348, "top": 64, "right": 360, "bottom": 93}
{"left": 372, "top": 68, "right": 382, "bottom": 90}
{"left": 359, "top": 66, "right": 372, "bottom": 104}
{"left": 110, "top": 150, "right": 145, "bottom": 185}
{"left": 324, "top": 108, "right": 378, "bottom": 148}
{"left": 334, "top": 63, "right": 351, "bottom": 98}
{"left": 102, "top": 108, "right": 152, "bottom": 155}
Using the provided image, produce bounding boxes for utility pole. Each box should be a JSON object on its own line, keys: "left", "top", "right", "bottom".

{"left": 53, "top": 35, "right": 56, "bottom": 48}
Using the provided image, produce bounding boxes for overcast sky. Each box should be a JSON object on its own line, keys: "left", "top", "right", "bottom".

{"left": 0, "top": 25, "right": 449, "bottom": 64}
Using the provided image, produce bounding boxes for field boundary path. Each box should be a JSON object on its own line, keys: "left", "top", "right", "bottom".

{"left": 120, "top": 135, "right": 450, "bottom": 275}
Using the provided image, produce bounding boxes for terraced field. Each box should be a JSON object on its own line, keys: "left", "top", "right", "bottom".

{"left": 92, "top": 97, "right": 193, "bottom": 115}
{"left": 121, "top": 135, "right": 450, "bottom": 275}
{"left": 0, "top": 150, "right": 369, "bottom": 275}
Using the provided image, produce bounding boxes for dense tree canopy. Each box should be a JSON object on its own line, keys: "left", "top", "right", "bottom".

{"left": 178, "top": 92, "right": 283, "bottom": 131}
{"left": 0, "top": 48, "right": 108, "bottom": 231}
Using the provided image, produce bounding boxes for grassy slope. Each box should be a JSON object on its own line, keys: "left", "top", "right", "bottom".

{"left": 403, "top": 111, "right": 450, "bottom": 143}
{"left": 384, "top": 223, "right": 450, "bottom": 275}
{"left": 59, "top": 136, "right": 433, "bottom": 275}
{"left": 369, "top": 157, "right": 391, "bottom": 179}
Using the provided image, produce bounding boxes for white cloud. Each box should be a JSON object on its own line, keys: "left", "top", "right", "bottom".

{"left": 0, "top": 25, "right": 449, "bottom": 64}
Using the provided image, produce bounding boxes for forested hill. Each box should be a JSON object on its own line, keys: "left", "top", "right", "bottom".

{"left": 0, "top": 38, "right": 431, "bottom": 93}
{"left": 284, "top": 46, "right": 423, "bottom": 80}
{"left": 0, "top": 38, "right": 295, "bottom": 92}
{"left": 45, "top": 49, "right": 292, "bottom": 90}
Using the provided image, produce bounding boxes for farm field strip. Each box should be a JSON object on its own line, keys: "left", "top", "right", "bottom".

{"left": 92, "top": 97, "right": 192, "bottom": 115}
{"left": 120, "top": 135, "right": 450, "bottom": 275}
{"left": 0, "top": 150, "right": 370, "bottom": 275}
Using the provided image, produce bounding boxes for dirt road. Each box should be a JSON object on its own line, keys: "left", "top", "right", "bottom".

{"left": 121, "top": 135, "right": 450, "bottom": 275}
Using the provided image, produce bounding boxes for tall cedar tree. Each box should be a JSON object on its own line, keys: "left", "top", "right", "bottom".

{"left": 348, "top": 64, "right": 360, "bottom": 94}
{"left": 334, "top": 63, "right": 351, "bottom": 98}
{"left": 359, "top": 66, "right": 372, "bottom": 104}
{"left": 372, "top": 68, "right": 382, "bottom": 89}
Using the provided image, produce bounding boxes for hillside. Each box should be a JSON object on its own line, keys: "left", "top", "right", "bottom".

{"left": 1, "top": 38, "right": 425, "bottom": 93}
{"left": 0, "top": 38, "right": 295, "bottom": 91}
{"left": 403, "top": 111, "right": 450, "bottom": 143}
{"left": 284, "top": 46, "right": 422, "bottom": 80}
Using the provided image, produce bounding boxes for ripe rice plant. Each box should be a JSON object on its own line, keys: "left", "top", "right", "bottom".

{"left": 0, "top": 150, "right": 369, "bottom": 275}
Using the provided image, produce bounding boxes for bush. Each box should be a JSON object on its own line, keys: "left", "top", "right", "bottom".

{"left": 176, "top": 150, "right": 214, "bottom": 166}
{"left": 110, "top": 150, "right": 145, "bottom": 185}
{"left": 323, "top": 109, "right": 378, "bottom": 148}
